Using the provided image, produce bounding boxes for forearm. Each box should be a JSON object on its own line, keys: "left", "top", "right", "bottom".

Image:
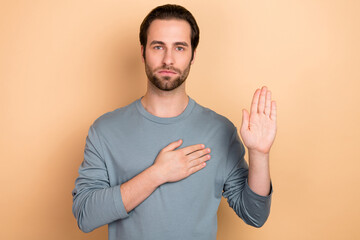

{"left": 120, "top": 165, "right": 164, "bottom": 213}
{"left": 72, "top": 184, "right": 129, "bottom": 233}
{"left": 247, "top": 150, "right": 271, "bottom": 196}
{"left": 73, "top": 162, "right": 165, "bottom": 232}
{"left": 223, "top": 155, "right": 272, "bottom": 228}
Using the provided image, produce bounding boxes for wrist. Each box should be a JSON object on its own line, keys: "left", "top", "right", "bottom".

{"left": 248, "top": 149, "right": 269, "bottom": 167}
{"left": 248, "top": 149, "right": 269, "bottom": 158}
{"left": 148, "top": 165, "right": 166, "bottom": 186}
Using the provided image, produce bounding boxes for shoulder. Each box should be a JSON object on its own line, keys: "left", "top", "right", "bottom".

{"left": 91, "top": 99, "right": 138, "bottom": 132}
{"left": 192, "top": 99, "right": 236, "bottom": 135}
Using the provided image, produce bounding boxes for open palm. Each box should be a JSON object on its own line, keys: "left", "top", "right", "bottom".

{"left": 240, "top": 86, "right": 277, "bottom": 154}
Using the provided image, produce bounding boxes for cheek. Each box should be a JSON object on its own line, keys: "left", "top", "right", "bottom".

{"left": 179, "top": 56, "right": 193, "bottom": 68}
{"left": 145, "top": 52, "right": 162, "bottom": 66}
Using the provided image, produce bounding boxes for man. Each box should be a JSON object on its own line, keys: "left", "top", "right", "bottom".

{"left": 72, "top": 4, "right": 277, "bottom": 240}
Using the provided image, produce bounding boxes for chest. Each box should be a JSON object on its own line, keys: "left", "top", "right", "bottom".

{"left": 102, "top": 121, "right": 229, "bottom": 191}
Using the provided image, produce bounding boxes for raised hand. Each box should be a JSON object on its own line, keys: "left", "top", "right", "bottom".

{"left": 240, "top": 86, "right": 277, "bottom": 154}
{"left": 153, "top": 140, "right": 211, "bottom": 184}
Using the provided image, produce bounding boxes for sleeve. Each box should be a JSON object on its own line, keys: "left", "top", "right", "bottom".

{"left": 222, "top": 128, "right": 273, "bottom": 228}
{"left": 72, "top": 125, "right": 129, "bottom": 233}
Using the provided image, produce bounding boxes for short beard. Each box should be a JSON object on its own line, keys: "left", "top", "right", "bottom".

{"left": 145, "top": 62, "right": 191, "bottom": 91}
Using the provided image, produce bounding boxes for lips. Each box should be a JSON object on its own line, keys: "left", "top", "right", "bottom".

{"left": 158, "top": 70, "right": 177, "bottom": 74}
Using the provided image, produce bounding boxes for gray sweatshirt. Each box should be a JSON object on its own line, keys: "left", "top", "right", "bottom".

{"left": 72, "top": 97, "right": 272, "bottom": 240}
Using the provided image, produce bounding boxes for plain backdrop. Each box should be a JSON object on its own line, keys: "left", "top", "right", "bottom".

{"left": 1, "top": 0, "right": 359, "bottom": 239}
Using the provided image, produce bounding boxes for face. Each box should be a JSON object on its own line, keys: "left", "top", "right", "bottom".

{"left": 143, "top": 19, "right": 195, "bottom": 91}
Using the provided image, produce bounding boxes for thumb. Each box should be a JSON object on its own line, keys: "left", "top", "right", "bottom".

{"left": 162, "top": 139, "right": 183, "bottom": 152}
{"left": 241, "top": 109, "right": 250, "bottom": 132}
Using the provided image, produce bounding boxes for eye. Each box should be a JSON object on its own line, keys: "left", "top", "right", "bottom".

{"left": 176, "top": 46, "right": 185, "bottom": 51}
{"left": 154, "top": 45, "right": 163, "bottom": 50}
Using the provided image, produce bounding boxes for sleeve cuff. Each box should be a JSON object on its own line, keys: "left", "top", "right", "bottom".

{"left": 245, "top": 178, "right": 273, "bottom": 201}
{"left": 112, "top": 185, "right": 130, "bottom": 219}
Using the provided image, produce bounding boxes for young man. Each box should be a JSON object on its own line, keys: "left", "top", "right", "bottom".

{"left": 72, "top": 4, "right": 277, "bottom": 240}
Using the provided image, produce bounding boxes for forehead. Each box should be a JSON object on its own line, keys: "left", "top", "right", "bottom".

{"left": 147, "top": 19, "right": 191, "bottom": 45}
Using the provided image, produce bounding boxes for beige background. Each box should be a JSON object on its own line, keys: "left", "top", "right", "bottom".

{"left": 1, "top": 0, "right": 359, "bottom": 239}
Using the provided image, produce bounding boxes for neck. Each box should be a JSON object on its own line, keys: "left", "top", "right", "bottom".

{"left": 141, "top": 81, "right": 189, "bottom": 118}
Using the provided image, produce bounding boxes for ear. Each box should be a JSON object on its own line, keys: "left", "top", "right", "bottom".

{"left": 190, "top": 49, "right": 196, "bottom": 65}
{"left": 141, "top": 45, "right": 145, "bottom": 63}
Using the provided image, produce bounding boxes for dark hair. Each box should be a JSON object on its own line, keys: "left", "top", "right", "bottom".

{"left": 139, "top": 4, "right": 200, "bottom": 59}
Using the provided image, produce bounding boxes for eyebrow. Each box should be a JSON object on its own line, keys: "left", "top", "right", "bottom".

{"left": 150, "top": 40, "right": 165, "bottom": 46}
{"left": 149, "top": 40, "right": 189, "bottom": 47}
{"left": 174, "top": 41, "right": 189, "bottom": 47}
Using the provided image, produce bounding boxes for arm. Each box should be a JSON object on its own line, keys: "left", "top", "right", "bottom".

{"left": 72, "top": 127, "right": 210, "bottom": 232}
{"left": 222, "top": 130, "right": 272, "bottom": 228}
{"left": 72, "top": 126, "right": 128, "bottom": 233}
{"left": 240, "top": 86, "right": 277, "bottom": 196}
{"left": 222, "top": 86, "right": 276, "bottom": 228}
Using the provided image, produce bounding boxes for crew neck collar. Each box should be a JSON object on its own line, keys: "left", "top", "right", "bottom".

{"left": 135, "top": 96, "right": 196, "bottom": 124}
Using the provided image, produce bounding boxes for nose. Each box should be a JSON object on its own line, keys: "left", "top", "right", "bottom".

{"left": 162, "top": 49, "right": 174, "bottom": 66}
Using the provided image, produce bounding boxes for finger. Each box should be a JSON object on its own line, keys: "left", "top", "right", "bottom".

{"left": 188, "top": 160, "right": 207, "bottom": 175}
{"left": 270, "top": 100, "right": 277, "bottom": 121}
{"left": 181, "top": 143, "right": 205, "bottom": 155}
{"left": 241, "top": 109, "right": 250, "bottom": 132}
{"left": 161, "top": 139, "right": 183, "bottom": 152}
{"left": 264, "top": 90, "right": 271, "bottom": 116}
{"left": 258, "top": 86, "right": 267, "bottom": 113}
{"left": 187, "top": 148, "right": 211, "bottom": 161}
{"left": 250, "top": 89, "right": 261, "bottom": 115}
{"left": 189, "top": 155, "right": 211, "bottom": 168}
{"left": 189, "top": 154, "right": 211, "bottom": 168}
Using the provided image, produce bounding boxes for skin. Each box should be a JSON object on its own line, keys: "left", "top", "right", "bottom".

{"left": 140, "top": 19, "right": 195, "bottom": 118}
{"left": 241, "top": 87, "right": 277, "bottom": 196}
{"left": 120, "top": 19, "right": 277, "bottom": 213}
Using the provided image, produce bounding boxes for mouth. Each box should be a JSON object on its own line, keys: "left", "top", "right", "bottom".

{"left": 158, "top": 70, "right": 177, "bottom": 75}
